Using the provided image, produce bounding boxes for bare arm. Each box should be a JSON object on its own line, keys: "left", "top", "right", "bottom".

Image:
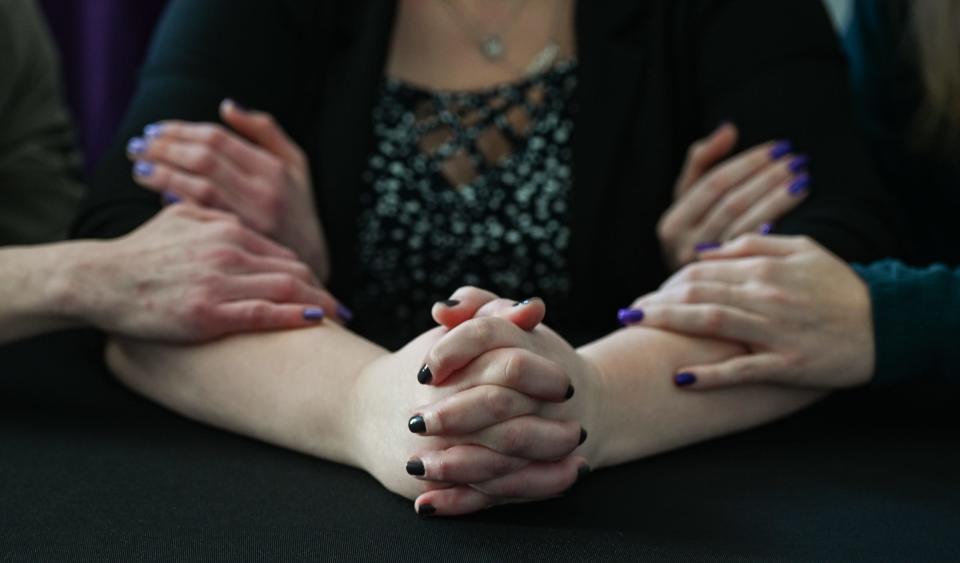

{"left": 577, "top": 327, "right": 824, "bottom": 469}
{"left": 106, "top": 317, "right": 824, "bottom": 496}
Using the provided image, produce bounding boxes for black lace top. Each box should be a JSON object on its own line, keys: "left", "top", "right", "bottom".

{"left": 354, "top": 62, "right": 577, "bottom": 344}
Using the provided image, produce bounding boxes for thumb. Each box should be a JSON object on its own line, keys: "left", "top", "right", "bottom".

{"left": 675, "top": 122, "right": 738, "bottom": 197}
{"left": 220, "top": 98, "right": 303, "bottom": 164}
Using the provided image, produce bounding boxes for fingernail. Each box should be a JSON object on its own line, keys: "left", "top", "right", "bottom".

{"left": 417, "top": 504, "right": 437, "bottom": 517}
{"left": 406, "top": 459, "right": 426, "bottom": 477}
{"left": 674, "top": 372, "right": 697, "bottom": 387}
{"left": 336, "top": 304, "right": 354, "bottom": 323}
{"left": 695, "top": 242, "right": 722, "bottom": 253}
{"left": 162, "top": 192, "right": 182, "bottom": 205}
{"left": 770, "top": 140, "right": 792, "bottom": 160}
{"left": 788, "top": 174, "right": 811, "bottom": 197}
{"left": 788, "top": 154, "right": 808, "bottom": 174}
{"left": 303, "top": 307, "right": 325, "bottom": 322}
{"left": 617, "top": 308, "right": 644, "bottom": 325}
{"left": 579, "top": 428, "right": 588, "bottom": 445}
{"left": 133, "top": 161, "right": 155, "bottom": 177}
{"left": 408, "top": 415, "right": 426, "bottom": 434}
{"left": 127, "top": 137, "right": 147, "bottom": 156}
{"left": 437, "top": 299, "right": 460, "bottom": 308}
{"left": 512, "top": 298, "right": 533, "bottom": 307}
{"left": 564, "top": 385, "right": 575, "bottom": 400}
{"left": 417, "top": 364, "right": 433, "bottom": 385}
{"left": 144, "top": 124, "right": 164, "bottom": 139}
{"left": 715, "top": 119, "right": 733, "bottom": 132}
{"left": 759, "top": 222, "right": 774, "bottom": 235}
{"left": 576, "top": 464, "right": 591, "bottom": 484}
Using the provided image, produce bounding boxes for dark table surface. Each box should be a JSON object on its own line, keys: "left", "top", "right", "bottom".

{"left": 2, "top": 330, "right": 959, "bottom": 562}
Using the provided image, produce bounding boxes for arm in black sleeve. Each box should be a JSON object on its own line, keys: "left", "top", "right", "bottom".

{"left": 0, "top": 0, "right": 84, "bottom": 244}
{"left": 73, "top": 0, "right": 326, "bottom": 239}
{"left": 690, "top": 0, "right": 899, "bottom": 262}
{"left": 853, "top": 260, "right": 960, "bottom": 386}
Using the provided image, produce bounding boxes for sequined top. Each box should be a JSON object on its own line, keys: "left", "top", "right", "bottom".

{"left": 354, "top": 62, "right": 577, "bottom": 343}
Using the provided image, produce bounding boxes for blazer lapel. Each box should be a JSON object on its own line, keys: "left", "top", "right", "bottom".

{"left": 318, "top": 0, "right": 397, "bottom": 298}
{"left": 570, "top": 0, "right": 650, "bottom": 274}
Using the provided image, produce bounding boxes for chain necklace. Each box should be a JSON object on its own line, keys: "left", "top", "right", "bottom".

{"left": 439, "top": 0, "right": 563, "bottom": 76}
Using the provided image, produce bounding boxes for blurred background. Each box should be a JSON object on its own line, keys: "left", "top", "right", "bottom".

{"left": 38, "top": 0, "right": 855, "bottom": 176}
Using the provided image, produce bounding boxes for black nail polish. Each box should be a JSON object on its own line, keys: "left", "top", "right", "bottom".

{"left": 564, "top": 385, "right": 575, "bottom": 400}
{"left": 408, "top": 415, "right": 426, "bottom": 434}
{"left": 418, "top": 504, "right": 437, "bottom": 517}
{"left": 406, "top": 459, "right": 426, "bottom": 476}
{"left": 418, "top": 365, "right": 433, "bottom": 384}
{"left": 579, "top": 428, "right": 588, "bottom": 445}
{"left": 512, "top": 299, "right": 532, "bottom": 307}
{"left": 438, "top": 299, "right": 460, "bottom": 308}
{"left": 576, "top": 464, "right": 591, "bottom": 484}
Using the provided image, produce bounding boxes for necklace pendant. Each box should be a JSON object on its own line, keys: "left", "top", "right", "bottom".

{"left": 480, "top": 34, "right": 506, "bottom": 60}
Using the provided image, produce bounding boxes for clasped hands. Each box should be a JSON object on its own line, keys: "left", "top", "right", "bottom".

{"left": 350, "top": 286, "right": 600, "bottom": 517}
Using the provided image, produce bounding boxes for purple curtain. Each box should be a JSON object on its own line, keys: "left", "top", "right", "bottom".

{"left": 39, "top": 0, "right": 169, "bottom": 175}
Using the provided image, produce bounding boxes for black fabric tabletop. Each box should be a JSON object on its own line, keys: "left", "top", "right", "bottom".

{"left": 2, "top": 330, "right": 959, "bottom": 562}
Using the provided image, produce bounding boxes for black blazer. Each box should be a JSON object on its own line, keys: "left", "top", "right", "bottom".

{"left": 76, "top": 0, "right": 897, "bottom": 343}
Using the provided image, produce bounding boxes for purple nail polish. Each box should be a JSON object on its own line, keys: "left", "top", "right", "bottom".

{"left": 144, "top": 124, "right": 164, "bottom": 139}
{"left": 788, "top": 154, "right": 808, "bottom": 174}
{"left": 759, "top": 222, "right": 774, "bottom": 235}
{"left": 695, "top": 242, "right": 722, "bottom": 253}
{"left": 336, "top": 304, "right": 354, "bottom": 323}
{"left": 162, "top": 192, "right": 181, "bottom": 205}
{"left": 770, "top": 140, "right": 792, "bottom": 160}
{"left": 617, "top": 308, "right": 645, "bottom": 325}
{"left": 674, "top": 372, "right": 697, "bottom": 387}
{"left": 133, "top": 161, "right": 155, "bottom": 177}
{"left": 788, "top": 174, "right": 811, "bottom": 197}
{"left": 303, "top": 307, "right": 325, "bottom": 321}
{"left": 127, "top": 137, "right": 147, "bottom": 156}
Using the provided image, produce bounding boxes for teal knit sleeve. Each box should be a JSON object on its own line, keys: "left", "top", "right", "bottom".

{"left": 853, "top": 260, "right": 960, "bottom": 386}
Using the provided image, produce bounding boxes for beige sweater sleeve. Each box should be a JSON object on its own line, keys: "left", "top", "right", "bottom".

{"left": 0, "top": 0, "right": 84, "bottom": 245}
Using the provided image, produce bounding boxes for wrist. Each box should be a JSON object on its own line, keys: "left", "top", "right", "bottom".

{"left": 49, "top": 240, "right": 115, "bottom": 326}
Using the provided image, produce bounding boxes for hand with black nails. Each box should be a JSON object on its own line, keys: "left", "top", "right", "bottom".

{"left": 658, "top": 123, "right": 810, "bottom": 271}
{"left": 403, "top": 286, "right": 599, "bottom": 516}
{"left": 126, "top": 100, "right": 332, "bottom": 282}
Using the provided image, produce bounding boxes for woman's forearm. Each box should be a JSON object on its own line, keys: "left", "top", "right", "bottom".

{"left": 578, "top": 327, "right": 825, "bottom": 469}
{"left": 107, "top": 323, "right": 389, "bottom": 468}
{"left": 0, "top": 242, "right": 99, "bottom": 343}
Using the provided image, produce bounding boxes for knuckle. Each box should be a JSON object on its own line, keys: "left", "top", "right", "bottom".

{"left": 191, "top": 150, "right": 218, "bottom": 175}
{"left": 500, "top": 423, "right": 527, "bottom": 456}
{"left": 468, "top": 317, "right": 497, "bottom": 348}
{"left": 200, "top": 125, "right": 228, "bottom": 149}
{"left": 702, "top": 307, "right": 727, "bottom": 333}
{"left": 680, "top": 284, "right": 703, "bottom": 304}
{"left": 500, "top": 352, "right": 525, "bottom": 388}
{"left": 207, "top": 246, "right": 243, "bottom": 269}
{"left": 272, "top": 276, "right": 300, "bottom": 301}
{"left": 193, "top": 180, "right": 217, "bottom": 203}
{"left": 704, "top": 173, "right": 729, "bottom": 192}
{"left": 721, "top": 194, "right": 750, "bottom": 217}
{"left": 484, "top": 387, "right": 516, "bottom": 420}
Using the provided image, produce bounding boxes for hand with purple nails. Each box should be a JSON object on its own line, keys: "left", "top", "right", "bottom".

{"left": 72, "top": 204, "right": 345, "bottom": 343}
{"left": 126, "top": 99, "right": 331, "bottom": 283}
{"left": 626, "top": 234, "right": 875, "bottom": 390}
{"left": 658, "top": 122, "right": 811, "bottom": 271}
